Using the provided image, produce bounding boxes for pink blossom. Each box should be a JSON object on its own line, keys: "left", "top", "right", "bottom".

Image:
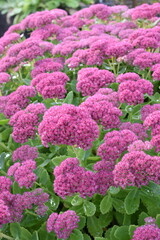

{"left": 77, "top": 67, "right": 115, "bottom": 96}
{"left": 0, "top": 176, "right": 12, "bottom": 193}
{"left": 38, "top": 104, "right": 99, "bottom": 150}
{"left": 12, "top": 145, "right": 38, "bottom": 162}
{"left": 8, "top": 160, "right": 37, "bottom": 188}
{"left": 9, "top": 103, "right": 46, "bottom": 143}
{"left": 98, "top": 129, "right": 138, "bottom": 163}
{"left": 116, "top": 72, "right": 141, "bottom": 83}
{"left": 132, "top": 218, "right": 160, "bottom": 240}
{"left": 47, "top": 210, "right": 80, "bottom": 239}
{"left": 120, "top": 122, "right": 148, "bottom": 140}
{"left": 128, "top": 140, "right": 152, "bottom": 152}
{"left": 141, "top": 104, "right": 160, "bottom": 121}
{"left": 94, "top": 160, "right": 114, "bottom": 195}
{"left": 118, "top": 79, "right": 153, "bottom": 105}
{"left": 113, "top": 151, "right": 160, "bottom": 188}
{"left": 80, "top": 93, "right": 122, "bottom": 129}
{"left": 0, "top": 200, "right": 10, "bottom": 227}
{"left": 0, "top": 72, "right": 11, "bottom": 84}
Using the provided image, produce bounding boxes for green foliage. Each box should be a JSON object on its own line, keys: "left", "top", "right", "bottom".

{"left": 0, "top": 0, "right": 93, "bottom": 24}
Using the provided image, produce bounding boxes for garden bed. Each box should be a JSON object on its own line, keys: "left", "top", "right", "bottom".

{"left": 0, "top": 2, "right": 160, "bottom": 240}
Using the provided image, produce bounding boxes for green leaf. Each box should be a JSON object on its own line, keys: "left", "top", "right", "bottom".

{"left": 128, "top": 225, "right": 138, "bottom": 238}
{"left": 112, "top": 198, "right": 125, "bottom": 214}
{"left": 1, "top": 128, "right": 12, "bottom": 141}
{"left": 0, "top": 152, "right": 6, "bottom": 169}
{"left": 87, "top": 216, "right": 103, "bottom": 237}
{"left": 123, "top": 214, "right": 131, "bottom": 226}
{"left": 20, "top": 227, "right": 32, "bottom": 240}
{"left": 12, "top": 181, "right": 23, "bottom": 194}
{"left": 0, "top": 119, "right": 9, "bottom": 125}
{"left": 83, "top": 234, "right": 92, "bottom": 240}
{"left": 100, "top": 193, "right": 112, "bottom": 214}
{"left": 138, "top": 212, "right": 149, "bottom": 225}
{"left": 31, "top": 232, "right": 39, "bottom": 240}
{"left": 38, "top": 222, "right": 56, "bottom": 240}
{"left": 83, "top": 201, "right": 96, "bottom": 217}
{"left": 71, "top": 195, "right": 84, "bottom": 206}
{"left": 98, "top": 213, "right": 113, "bottom": 228}
{"left": 10, "top": 223, "right": 21, "bottom": 239}
{"left": 21, "top": 214, "right": 41, "bottom": 228}
{"left": 78, "top": 216, "right": 86, "bottom": 230}
{"left": 39, "top": 159, "right": 50, "bottom": 167}
{"left": 95, "top": 238, "right": 107, "bottom": 240}
{"left": 156, "top": 214, "right": 160, "bottom": 228}
{"left": 109, "top": 186, "right": 121, "bottom": 195}
{"left": 110, "top": 225, "right": 119, "bottom": 240}
{"left": 49, "top": 195, "right": 60, "bottom": 210}
{"left": 65, "top": 0, "right": 79, "bottom": 8}
{"left": 114, "top": 226, "right": 130, "bottom": 240}
{"left": 52, "top": 155, "right": 68, "bottom": 166}
{"left": 69, "top": 229, "right": 84, "bottom": 240}
{"left": 124, "top": 189, "right": 140, "bottom": 214}
{"left": 64, "top": 91, "right": 73, "bottom": 104}
{"left": 37, "top": 167, "right": 50, "bottom": 185}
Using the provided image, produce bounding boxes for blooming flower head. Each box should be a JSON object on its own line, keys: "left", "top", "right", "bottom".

{"left": 38, "top": 104, "right": 99, "bottom": 150}
{"left": 7, "top": 160, "right": 37, "bottom": 188}
{"left": 9, "top": 103, "right": 46, "bottom": 143}
{"left": 47, "top": 210, "right": 80, "bottom": 239}
{"left": 0, "top": 72, "right": 11, "bottom": 84}
{"left": 77, "top": 67, "right": 115, "bottom": 96}
{"left": 132, "top": 217, "right": 160, "bottom": 240}
{"left": 98, "top": 129, "right": 138, "bottom": 163}
{"left": 0, "top": 176, "right": 12, "bottom": 194}
{"left": 80, "top": 93, "right": 122, "bottom": 129}
{"left": 113, "top": 151, "right": 160, "bottom": 188}
{"left": 12, "top": 145, "right": 38, "bottom": 162}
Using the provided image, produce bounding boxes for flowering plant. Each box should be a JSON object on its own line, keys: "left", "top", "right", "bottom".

{"left": 0, "top": 2, "right": 160, "bottom": 240}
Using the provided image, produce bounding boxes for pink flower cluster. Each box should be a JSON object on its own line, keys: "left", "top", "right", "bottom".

{"left": 118, "top": 78, "right": 153, "bottom": 105}
{"left": 98, "top": 129, "right": 138, "bottom": 163}
{"left": 31, "top": 58, "right": 64, "bottom": 78}
{"left": 130, "top": 3, "right": 160, "bottom": 20}
{"left": 113, "top": 151, "right": 160, "bottom": 188}
{"left": 141, "top": 104, "right": 160, "bottom": 121}
{"left": 0, "top": 188, "right": 49, "bottom": 226}
{"left": 12, "top": 145, "right": 38, "bottom": 162}
{"left": 31, "top": 72, "right": 69, "bottom": 99}
{"left": 47, "top": 210, "right": 80, "bottom": 239}
{"left": 93, "top": 160, "right": 114, "bottom": 195}
{"left": 0, "top": 38, "right": 54, "bottom": 72}
{"left": 129, "top": 27, "right": 160, "bottom": 50}
{"left": 1, "top": 85, "right": 36, "bottom": 118}
{"left": 0, "top": 72, "right": 11, "bottom": 84}
{"left": 143, "top": 110, "right": 160, "bottom": 152}
{"left": 120, "top": 122, "right": 148, "bottom": 140}
{"left": 9, "top": 103, "right": 46, "bottom": 143}
{"left": 38, "top": 104, "right": 99, "bottom": 149}
{"left": 151, "top": 63, "right": 160, "bottom": 81}
{"left": 20, "top": 9, "right": 67, "bottom": 29}
{"left": 116, "top": 72, "right": 141, "bottom": 83}
{"left": 54, "top": 157, "right": 114, "bottom": 198}
{"left": 128, "top": 140, "right": 152, "bottom": 152}
{"left": 54, "top": 158, "right": 97, "bottom": 198}
{"left": 0, "top": 176, "right": 12, "bottom": 194}
{"left": 7, "top": 160, "right": 37, "bottom": 188}
{"left": 132, "top": 217, "right": 160, "bottom": 240}
{"left": 80, "top": 89, "right": 122, "bottom": 129}
{"left": 77, "top": 67, "right": 115, "bottom": 96}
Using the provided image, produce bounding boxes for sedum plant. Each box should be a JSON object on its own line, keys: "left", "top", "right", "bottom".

{"left": 0, "top": 2, "right": 160, "bottom": 240}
